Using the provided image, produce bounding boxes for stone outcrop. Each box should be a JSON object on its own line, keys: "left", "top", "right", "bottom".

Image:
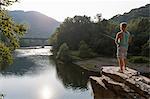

{"left": 90, "top": 66, "right": 150, "bottom": 99}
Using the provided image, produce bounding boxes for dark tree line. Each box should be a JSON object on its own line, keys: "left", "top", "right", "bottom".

{"left": 50, "top": 15, "right": 149, "bottom": 61}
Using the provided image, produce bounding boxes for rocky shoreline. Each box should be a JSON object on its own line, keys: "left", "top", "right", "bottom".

{"left": 90, "top": 66, "right": 150, "bottom": 99}
{"left": 74, "top": 57, "right": 150, "bottom": 76}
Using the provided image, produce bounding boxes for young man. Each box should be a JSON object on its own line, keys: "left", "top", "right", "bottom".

{"left": 115, "top": 22, "right": 132, "bottom": 73}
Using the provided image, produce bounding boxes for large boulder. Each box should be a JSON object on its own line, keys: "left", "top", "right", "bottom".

{"left": 90, "top": 66, "right": 150, "bottom": 99}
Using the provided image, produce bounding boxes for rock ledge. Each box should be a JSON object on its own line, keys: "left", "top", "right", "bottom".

{"left": 90, "top": 66, "right": 150, "bottom": 99}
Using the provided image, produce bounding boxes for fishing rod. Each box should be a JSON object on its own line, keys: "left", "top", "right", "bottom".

{"left": 99, "top": 32, "right": 115, "bottom": 40}
{"left": 100, "top": 32, "right": 134, "bottom": 42}
{"left": 101, "top": 33, "right": 115, "bottom": 40}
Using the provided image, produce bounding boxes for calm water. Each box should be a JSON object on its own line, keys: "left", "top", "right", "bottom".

{"left": 0, "top": 46, "right": 95, "bottom": 99}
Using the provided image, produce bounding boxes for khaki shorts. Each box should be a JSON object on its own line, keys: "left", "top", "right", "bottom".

{"left": 117, "top": 46, "right": 127, "bottom": 58}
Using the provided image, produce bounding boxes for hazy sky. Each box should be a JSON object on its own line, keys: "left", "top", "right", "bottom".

{"left": 8, "top": 0, "right": 149, "bottom": 22}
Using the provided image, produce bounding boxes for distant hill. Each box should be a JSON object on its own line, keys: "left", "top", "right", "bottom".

{"left": 110, "top": 4, "right": 150, "bottom": 23}
{"left": 9, "top": 11, "right": 60, "bottom": 38}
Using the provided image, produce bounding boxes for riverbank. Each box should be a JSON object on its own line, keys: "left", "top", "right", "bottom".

{"left": 90, "top": 66, "right": 150, "bottom": 99}
{"left": 74, "top": 57, "right": 150, "bottom": 75}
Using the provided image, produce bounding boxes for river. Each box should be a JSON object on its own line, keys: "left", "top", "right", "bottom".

{"left": 0, "top": 46, "right": 96, "bottom": 99}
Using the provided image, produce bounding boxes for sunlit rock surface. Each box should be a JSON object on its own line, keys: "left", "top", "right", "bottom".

{"left": 90, "top": 66, "right": 150, "bottom": 99}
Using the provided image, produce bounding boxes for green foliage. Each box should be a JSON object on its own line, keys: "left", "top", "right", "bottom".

{"left": 51, "top": 16, "right": 92, "bottom": 50}
{"left": 141, "top": 40, "right": 150, "bottom": 57}
{"left": 50, "top": 15, "right": 115, "bottom": 57}
{"left": 0, "top": 43, "right": 13, "bottom": 69}
{"left": 50, "top": 4, "right": 150, "bottom": 62}
{"left": 70, "top": 51, "right": 82, "bottom": 61}
{"left": 0, "top": 1, "right": 27, "bottom": 68}
{"left": 128, "top": 17, "right": 150, "bottom": 56}
{"left": 86, "top": 20, "right": 116, "bottom": 56}
{"left": 79, "top": 40, "right": 95, "bottom": 58}
{"left": 0, "top": 10, "right": 26, "bottom": 50}
{"left": 111, "top": 4, "right": 150, "bottom": 57}
{"left": 0, "top": 0, "right": 18, "bottom": 7}
{"left": 129, "top": 56, "right": 149, "bottom": 63}
{"left": 110, "top": 4, "right": 150, "bottom": 23}
{"left": 56, "top": 43, "right": 72, "bottom": 62}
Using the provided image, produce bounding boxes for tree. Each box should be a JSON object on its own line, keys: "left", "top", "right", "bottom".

{"left": 79, "top": 40, "right": 93, "bottom": 58}
{"left": 141, "top": 40, "right": 150, "bottom": 57}
{"left": 0, "top": 10, "right": 26, "bottom": 49}
{"left": 0, "top": 0, "right": 18, "bottom": 7}
{"left": 51, "top": 15, "right": 92, "bottom": 51}
{"left": 127, "top": 17, "right": 150, "bottom": 56}
{"left": 0, "top": 43, "right": 12, "bottom": 70}
{"left": 0, "top": 0, "right": 27, "bottom": 68}
{"left": 56, "top": 43, "right": 72, "bottom": 62}
{"left": 50, "top": 5, "right": 150, "bottom": 59}
{"left": 95, "top": 13, "right": 102, "bottom": 22}
{"left": 50, "top": 16, "right": 116, "bottom": 58}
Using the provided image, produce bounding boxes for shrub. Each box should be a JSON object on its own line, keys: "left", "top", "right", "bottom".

{"left": 129, "top": 56, "right": 149, "bottom": 63}
{"left": 56, "top": 43, "right": 72, "bottom": 62}
{"left": 79, "top": 40, "right": 95, "bottom": 58}
{"left": 141, "top": 40, "right": 150, "bottom": 57}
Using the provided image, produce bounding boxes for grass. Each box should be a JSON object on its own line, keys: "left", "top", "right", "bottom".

{"left": 128, "top": 56, "right": 149, "bottom": 63}
{"left": 70, "top": 51, "right": 82, "bottom": 61}
{"left": 82, "top": 63, "right": 96, "bottom": 69}
{"left": 70, "top": 50, "right": 79, "bottom": 56}
{"left": 70, "top": 50, "right": 99, "bottom": 61}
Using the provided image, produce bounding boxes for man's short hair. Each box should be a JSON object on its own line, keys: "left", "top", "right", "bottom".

{"left": 120, "top": 22, "right": 127, "bottom": 27}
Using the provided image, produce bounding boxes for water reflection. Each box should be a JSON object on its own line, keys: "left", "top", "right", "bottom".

{"left": 41, "top": 85, "right": 53, "bottom": 99}
{"left": 2, "top": 56, "right": 56, "bottom": 76}
{"left": 0, "top": 55, "right": 58, "bottom": 99}
{"left": 55, "top": 62, "right": 99, "bottom": 90}
{"left": 2, "top": 57, "right": 36, "bottom": 75}
{"left": 0, "top": 47, "right": 94, "bottom": 99}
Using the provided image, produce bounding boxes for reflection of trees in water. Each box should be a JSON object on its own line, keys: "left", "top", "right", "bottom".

{"left": 48, "top": 56, "right": 57, "bottom": 67}
{"left": 1, "top": 56, "right": 36, "bottom": 75}
{"left": 1, "top": 55, "right": 52, "bottom": 76}
{"left": 55, "top": 62, "right": 99, "bottom": 90}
